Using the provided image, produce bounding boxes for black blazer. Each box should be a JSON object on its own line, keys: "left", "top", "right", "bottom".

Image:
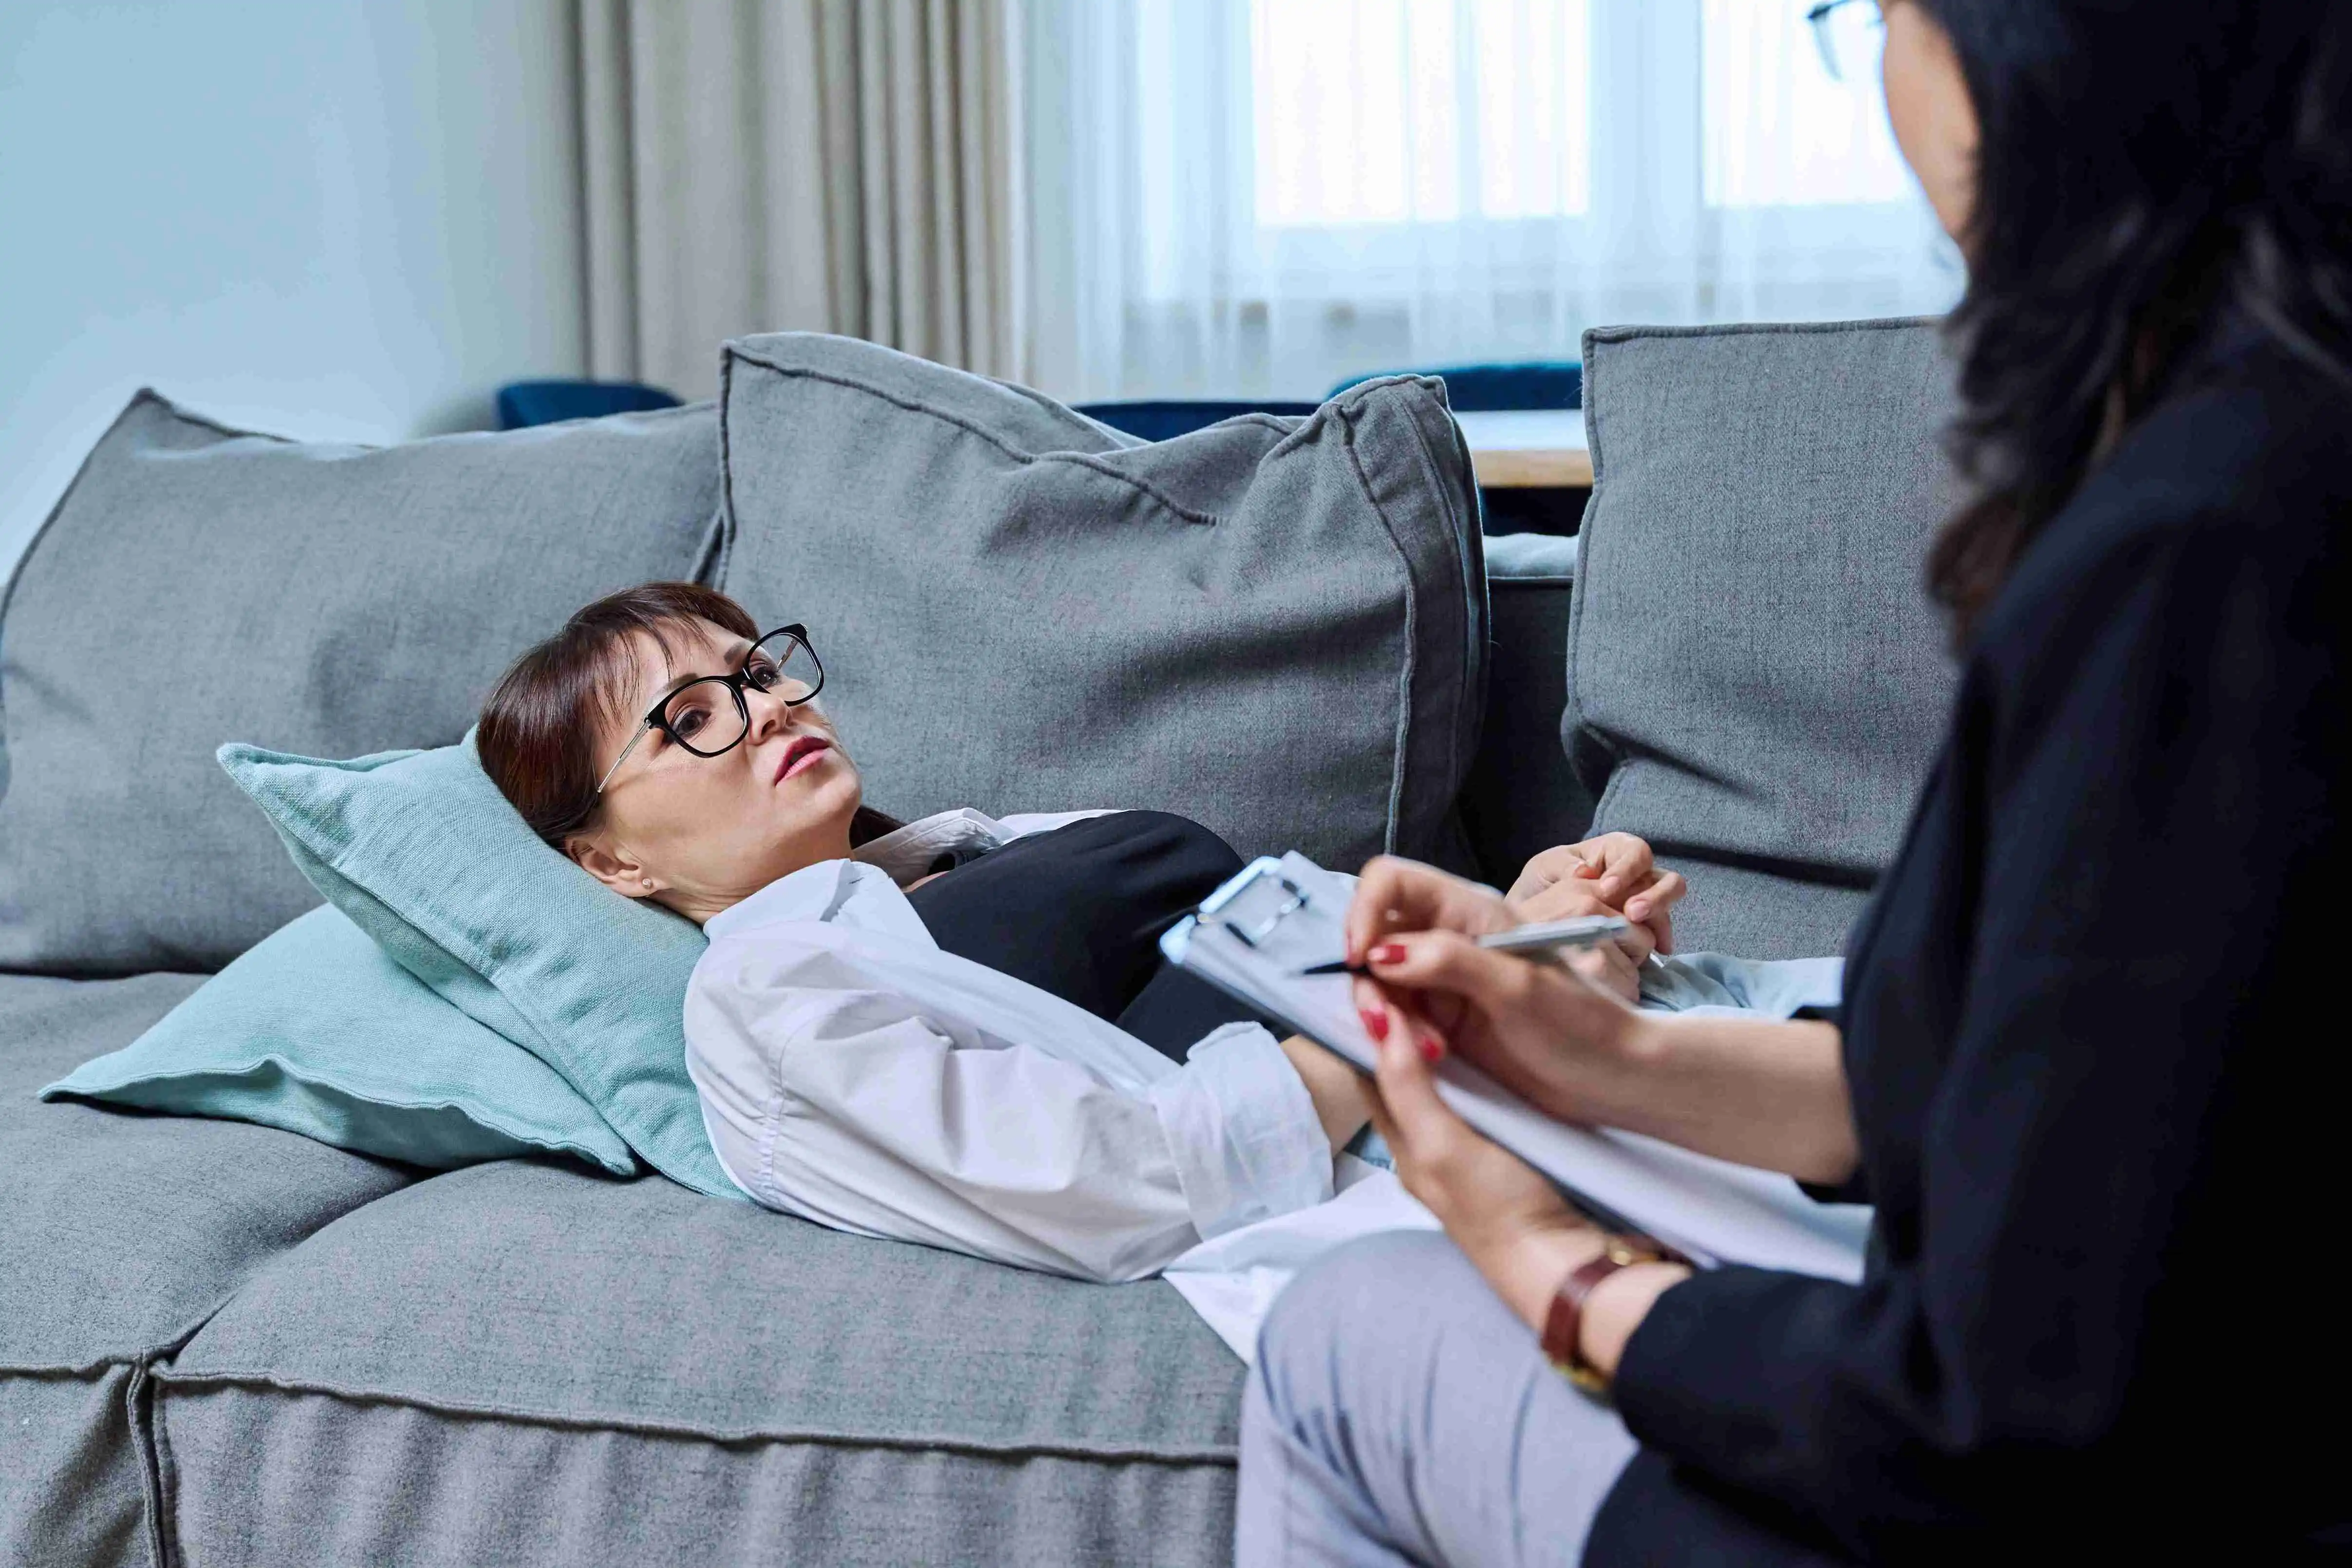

{"left": 1584, "top": 332, "right": 2351, "bottom": 1564}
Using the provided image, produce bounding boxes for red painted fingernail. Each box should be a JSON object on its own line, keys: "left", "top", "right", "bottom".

{"left": 1361, "top": 1008, "right": 1389, "bottom": 1041}
{"left": 1370, "top": 944, "right": 1406, "bottom": 965}
{"left": 1419, "top": 1036, "right": 1445, "bottom": 1064}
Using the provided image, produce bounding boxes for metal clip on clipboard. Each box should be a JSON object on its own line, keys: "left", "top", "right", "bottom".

{"left": 1195, "top": 859, "right": 1345, "bottom": 969}
{"left": 1198, "top": 857, "right": 1635, "bottom": 972}
{"left": 1211, "top": 872, "right": 1308, "bottom": 948}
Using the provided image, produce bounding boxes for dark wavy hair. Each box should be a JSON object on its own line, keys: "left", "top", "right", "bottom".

{"left": 1914, "top": 0, "right": 2352, "bottom": 641}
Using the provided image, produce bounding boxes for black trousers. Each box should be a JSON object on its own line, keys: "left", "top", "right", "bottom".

{"left": 903, "top": 811, "right": 1281, "bottom": 1063}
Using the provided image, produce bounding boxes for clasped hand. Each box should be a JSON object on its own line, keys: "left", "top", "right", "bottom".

{"left": 1503, "top": 834, "right": 1684, "bottom": 1004}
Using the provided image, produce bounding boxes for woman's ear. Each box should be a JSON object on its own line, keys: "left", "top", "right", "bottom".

{"left": 565, "top": 833, "right": 661, "bottom": 899}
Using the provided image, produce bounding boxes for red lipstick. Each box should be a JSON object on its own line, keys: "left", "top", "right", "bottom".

{"left": 774, "top": 735, "right": 832, "bottom": 784}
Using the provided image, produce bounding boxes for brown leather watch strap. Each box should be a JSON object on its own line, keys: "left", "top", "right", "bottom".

{"left": 1541, "top": 1236, "right": 1664, "bottom": 1397}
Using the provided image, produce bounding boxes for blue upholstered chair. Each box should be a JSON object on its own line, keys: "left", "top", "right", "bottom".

{"left": 495, "top": 380, "right": 683, "bottom": 431}
{"left": 1325, "top": 361, "right": 1582, "bottom": 412}
{"left": 1070, "top": 399, "right": 1322, "bottom": 442}
{"left": 1073, "top": 365, "right": 1579, "bottom": 443}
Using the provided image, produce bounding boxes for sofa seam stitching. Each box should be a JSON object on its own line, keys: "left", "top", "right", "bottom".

{"left": 0, "top": 1312, "right": 222, "bottom": 1380}
{"left": 720, "top": 345, "right": 1228, "bottom": 526}
{"left": 974, "top": 365, "right": 1143, "bottom": 444}
{"left": 1583, "top": 315, "right": 1942, "bottom": 345}
{"left": 1387, "top": 399, "right": 1462, "bottom": 851}
{"left": 1390, "top": 387, "right": 1487, "bottom": 853}
{"left": 149, "top": 1358, "right": 186, "bottom": 1568}
{"left": 126, "top": 1356, "right": 173, "bottom": 1568}
{"left": 145, "top": 1368, "right": 1240, "bottom": 1468}
{"left": 1, "top": 392, "right": 177, "bottom": 693}
{"left": 714, "top": 349, "right": 743, "bottom": 590}
{"left": 1335, "top": 407, "right": 1418, "bottom": 858}
{"left": 1563, "top": 331, "right": 1619, "bottom": 803}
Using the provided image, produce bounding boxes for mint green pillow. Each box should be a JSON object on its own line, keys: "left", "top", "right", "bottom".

{"left": 217, "top": 738, "right": 742, "bottom": 1200}
{"left": 40, "top": 905, "right": 637, "bottom": 1175}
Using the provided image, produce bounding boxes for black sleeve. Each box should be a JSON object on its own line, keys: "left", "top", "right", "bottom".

{"left": 1604, "top": 511, "right": 2344, "bottom": 1557}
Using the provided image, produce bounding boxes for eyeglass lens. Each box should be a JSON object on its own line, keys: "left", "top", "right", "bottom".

{"left": 1809, "top": 0, "right": 1884, "bottom": 85}
{"left": 660, "top": 630, "right": 822, "bottom": 756}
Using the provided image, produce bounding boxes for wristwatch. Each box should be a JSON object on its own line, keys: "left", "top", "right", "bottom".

{"left": 1541, "top": 1234, "right": 1667, "bottom": 1399}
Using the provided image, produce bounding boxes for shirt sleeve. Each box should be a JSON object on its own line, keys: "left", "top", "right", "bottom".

{"left": 1606, "top": 511, "right": 2340, "bottom": 1555}
{"left": 685, "top": 932, "right": 1331, "bottom": 1283}
{"left": 1148, "top": 1022, "right": 1337, "bottom": 1240}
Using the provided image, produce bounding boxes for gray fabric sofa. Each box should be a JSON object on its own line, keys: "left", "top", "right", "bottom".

{"left": 2, "top": 320, "right": 1957, "bottom": 1567}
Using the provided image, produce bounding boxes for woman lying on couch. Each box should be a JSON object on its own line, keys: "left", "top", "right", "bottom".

{"left": 473, "top": 581, "right": 1817, "bottom": 1290}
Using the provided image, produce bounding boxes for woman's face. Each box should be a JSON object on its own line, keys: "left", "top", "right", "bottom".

{"left": 565, "top": 616, "right": 863, "bottom": 924}
{"left": 1879, "top": 1, "right": 1978, "bottom": 248}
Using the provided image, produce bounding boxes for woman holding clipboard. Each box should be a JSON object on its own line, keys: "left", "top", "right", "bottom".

{"left": 1235, "top": 2, "right": 2350, "bottom": 1562}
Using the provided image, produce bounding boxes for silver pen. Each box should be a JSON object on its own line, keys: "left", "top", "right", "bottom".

{"left": 1297, "top": 914, "right": 1656, "bottom": 975}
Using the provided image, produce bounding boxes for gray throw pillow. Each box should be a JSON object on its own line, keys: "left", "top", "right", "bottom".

{"left": 1565, "top": 320, "right": 1961, "bottom": 958}
{"left": 717, "top": 334, "right": 1486, "bottom": 875}
{"left": 0, "top": 392, "right": 722, "bottom": 976}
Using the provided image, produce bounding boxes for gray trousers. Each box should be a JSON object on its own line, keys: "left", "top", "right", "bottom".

{"left": 1236, "top": 1230, "right": 1639, "bottom": 1568}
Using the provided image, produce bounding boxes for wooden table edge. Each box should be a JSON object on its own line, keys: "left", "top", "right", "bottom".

{"left": 1468, "top": 446, "right": 1594, "bottom": 489}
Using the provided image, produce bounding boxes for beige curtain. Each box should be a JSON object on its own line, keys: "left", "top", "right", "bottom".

{"left": 577, "top": 0, "right": 1026, "bottom": 401}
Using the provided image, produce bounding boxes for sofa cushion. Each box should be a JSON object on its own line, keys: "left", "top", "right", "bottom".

{"left": 717, "top": 334, "right": 1487, "bottom": 876}
{"left": 0, "top": 392, "right": 722, "bottom": 977}
{"left": 0, "top": 973, "right": 412, "bottom": 1370}
{"left": 152, "top": 1385, "right": 1232, "bottom": 1568}
{"left": 0, "top": 971, "right": 413, "bottom": 1564}
{"left": 1565, "top": 320, "right": 1961, "bottom": 957}
{"left": 158, "top": 1158, "right": 1242, "bottom": 1566}
{"left": 40, "top": 906, "right": 636, "bottom": 1176}
{"left": 0, "top": 1366, "right": 152, "bottom": 1568}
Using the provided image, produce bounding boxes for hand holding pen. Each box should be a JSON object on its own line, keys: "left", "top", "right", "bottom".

{"left": 1339, "top": 855, "right": 1656, "bottom": 1089}
{"left": 1337, "top": 837, "right": 1684, "bottom": 1008}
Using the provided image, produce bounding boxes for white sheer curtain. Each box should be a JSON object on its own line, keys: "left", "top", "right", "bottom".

{"left": 1019, "top": 0, "right": 1962, "bottom": 401}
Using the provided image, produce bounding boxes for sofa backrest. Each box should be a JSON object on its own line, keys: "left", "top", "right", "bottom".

{"left": 3, "top": 330, "right": 1954, "bottom": 978}
{"left": 0, "top": 393, "right": 723, "bottom": 976}
{"left": 1565, "top": 319, "right": 1962, "bottom": 957}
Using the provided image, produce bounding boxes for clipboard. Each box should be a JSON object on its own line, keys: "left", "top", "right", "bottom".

{"left": 1160, "top": 854, "right": 1870, "bottom": 1279}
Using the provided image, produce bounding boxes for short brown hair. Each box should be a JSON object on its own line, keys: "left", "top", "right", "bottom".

{"left": 478, "top": 582, "right": 759, "bottom": 846}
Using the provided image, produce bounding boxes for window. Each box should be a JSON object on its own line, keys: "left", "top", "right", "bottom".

{"left": 1701, "top": 0, "right": 1910, "bottom": 207}
{"left": 1023, "top": 0, "right": 1960, "bottom": 400}
{"left": 1251, "top": 0, "right": 1593, "bottom": 227}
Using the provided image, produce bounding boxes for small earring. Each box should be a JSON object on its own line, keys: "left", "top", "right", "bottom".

{"left": 640, "top": 878, "right": 655, "bottom": 891}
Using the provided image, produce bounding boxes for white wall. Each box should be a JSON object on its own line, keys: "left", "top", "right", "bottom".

{"left": 0, "top": 0, "right": 585, "bottom": 578}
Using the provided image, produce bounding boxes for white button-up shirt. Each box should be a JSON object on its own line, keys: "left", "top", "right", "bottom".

{"left": 682, "top": 810, "right": 1343, "bottom": 1286}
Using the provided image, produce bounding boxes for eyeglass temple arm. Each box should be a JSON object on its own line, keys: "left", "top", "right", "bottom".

{"left": 595, "top": 721, "right": 653, "bottom": 797}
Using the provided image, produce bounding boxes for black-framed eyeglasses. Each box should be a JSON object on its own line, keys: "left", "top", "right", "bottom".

{"left": 1806, "top": 0, "right": 1885, "bottom": 83}
{"left": 595, "top": 624, "right": 825, "bottom": 795}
